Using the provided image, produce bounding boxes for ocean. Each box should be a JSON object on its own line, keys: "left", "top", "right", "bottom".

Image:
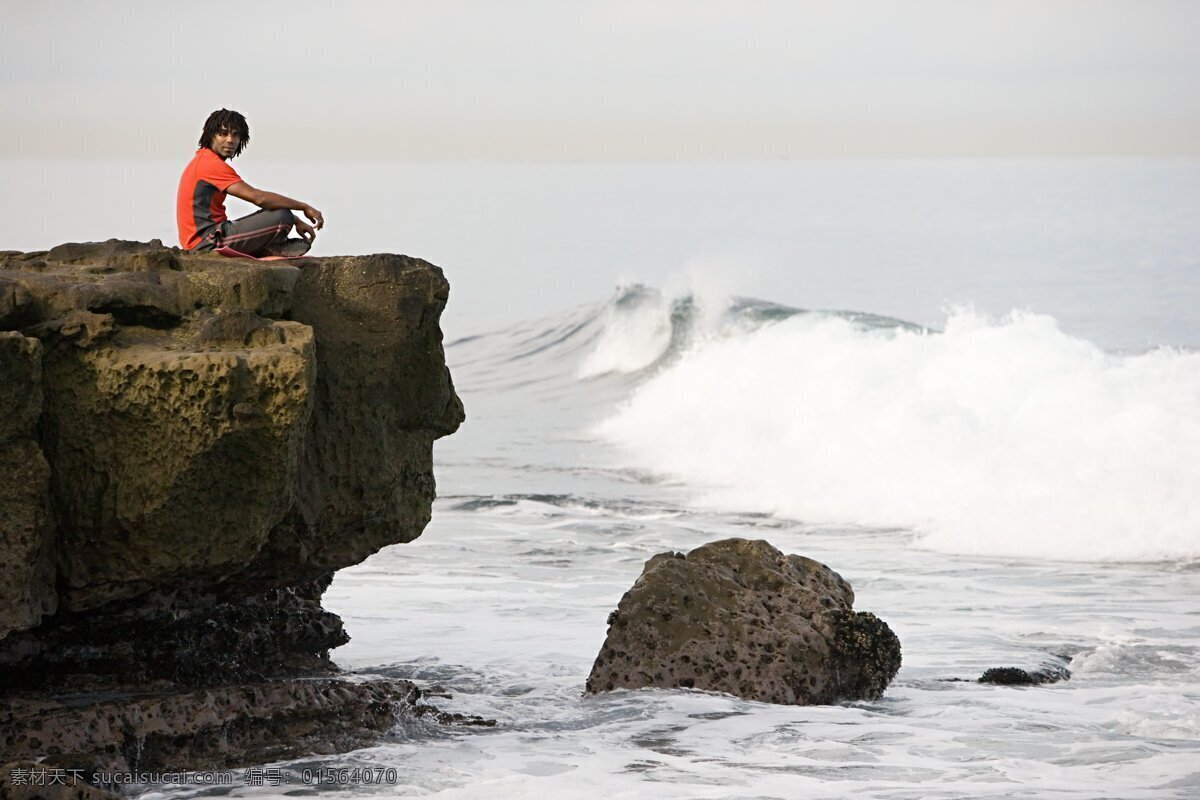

{"left": 7, "top": 158, "right": 1200, "bottom": 798}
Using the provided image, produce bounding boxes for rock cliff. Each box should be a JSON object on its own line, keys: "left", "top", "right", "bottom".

{"left": 0, "top": 240, "right": 465, "bottom": 775}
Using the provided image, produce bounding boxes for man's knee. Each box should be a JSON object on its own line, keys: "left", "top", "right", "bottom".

{"left": 267, "top": 209, "right": 293, "bottom": 228}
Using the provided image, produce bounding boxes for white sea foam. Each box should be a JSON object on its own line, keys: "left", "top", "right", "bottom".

{"left": 1069, "top": 639, "right": 1200, "bottom": 679}
{"left": 577, "top": 289, "right": 674, "bottom": 378}
{"left": 595, "top": 308, "right": 1200, "bottom": 562}
{"left": 1114, "top": 708, "right": 1200, "bottom": 740}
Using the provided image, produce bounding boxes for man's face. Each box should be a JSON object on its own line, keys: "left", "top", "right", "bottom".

{"left": 210, "top": 127, "right": 241, "bottom": 159}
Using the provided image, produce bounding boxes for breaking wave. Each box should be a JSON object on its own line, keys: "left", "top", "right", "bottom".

{"left": 585, "top": 294, "right": 1200, "bottom": 563}
{"left": 449, "top": 285, "right": 1200, "bottom": 562}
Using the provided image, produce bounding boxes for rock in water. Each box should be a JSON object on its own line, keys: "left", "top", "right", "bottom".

{"left": 586, "top": 538, "right": 901, "bottom": 704}
{"left": 978, "top": 662, "right": 1070, "bottom": 686}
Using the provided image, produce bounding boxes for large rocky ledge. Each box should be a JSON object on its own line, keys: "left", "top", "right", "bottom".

{"left": 0, "top": 240, "right": 465, "bottom": 775}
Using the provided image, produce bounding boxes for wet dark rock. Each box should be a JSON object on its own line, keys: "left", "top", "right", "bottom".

{"left": 979, "top": 662, "right": 1071, "bottom": 686}
{"left": 0, "top": 581, "right": 346, "bottom": 692}
{"left": 1, "top": 680, "right": 423, "bottom": 776}
{"left": 586, "top": 538, "right": 902, "bottom": 705}
{"left": 413, "top": 707, "right": 499, "bottom": 728}
{"left": 0, "top": 240, "right": 464, "bottom": 771}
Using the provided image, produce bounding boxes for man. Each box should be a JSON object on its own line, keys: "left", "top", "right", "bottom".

{"left": 176, "top": 109, "right": 324, "bottom": 257}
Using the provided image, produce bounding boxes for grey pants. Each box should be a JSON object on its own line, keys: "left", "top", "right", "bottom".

{"left": 193, "top": 209, "right": 294, "bottom": 255}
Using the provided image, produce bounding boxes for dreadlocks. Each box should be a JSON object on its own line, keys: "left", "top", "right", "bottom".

{"left": 198, "top": 109, "right": 250, "bottom": 157}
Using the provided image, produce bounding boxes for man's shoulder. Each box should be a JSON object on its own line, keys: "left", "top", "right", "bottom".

{"left": 185, "top": 148, "right": 241, "bottom": 181}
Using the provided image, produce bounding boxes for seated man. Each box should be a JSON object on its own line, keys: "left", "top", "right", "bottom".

{"left": 176, "top": 108, "right": 324, "bottom": 257}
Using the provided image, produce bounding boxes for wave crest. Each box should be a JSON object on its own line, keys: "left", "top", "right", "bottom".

{"left": 594, "top": 307, "right": 1200, "bottom": 562}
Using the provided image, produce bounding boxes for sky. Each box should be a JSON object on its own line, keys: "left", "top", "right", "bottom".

{"left": 3, "top": 0, "right": 1200, "bottom": 160}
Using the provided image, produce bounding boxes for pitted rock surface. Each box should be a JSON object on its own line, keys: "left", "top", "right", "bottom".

{"left": 0, "top": 239, "right": 462, "bottom": 644}
{"left": 586, "top": 538, "right": 901, "bottom": 705}
{"left": 43, "top": 317, "right": 316, "bottom": 611}
{"left": 0, "top": 333, "right": 56, "bottom": 642}
{"left": 0, "top": 679, "right": 422, "bottom": 777}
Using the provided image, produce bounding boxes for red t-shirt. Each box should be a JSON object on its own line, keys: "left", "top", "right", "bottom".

{"left": 176, "top": 148, "right": 242, "bottom": 249}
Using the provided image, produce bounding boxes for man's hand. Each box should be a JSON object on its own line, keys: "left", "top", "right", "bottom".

{"left": 302, "top": 205, "right": 325, "bottom": 230}
{"left": 294, "top": 218, "right": 318, "bottom": 244}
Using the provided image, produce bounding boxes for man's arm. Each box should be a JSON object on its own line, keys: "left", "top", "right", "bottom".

{"left": 226, "top": 181, "right": 324, "bottom": 229}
